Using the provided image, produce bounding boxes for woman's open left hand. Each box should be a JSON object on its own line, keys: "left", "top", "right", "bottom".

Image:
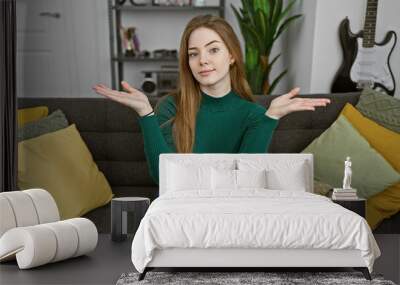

{"left": 266, "top": 87, "right": 331, "bottom": 119}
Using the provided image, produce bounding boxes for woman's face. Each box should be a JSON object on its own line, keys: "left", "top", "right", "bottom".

{"left": 187, "top": 27, "right": 234, "bottom": 90}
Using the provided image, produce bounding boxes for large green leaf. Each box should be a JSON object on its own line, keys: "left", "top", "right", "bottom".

{"left": 274, "top": 14, "right": 302, "bottom": 41}
{"left": 232, "top": 5, "right": 259, "bottom": 49}
{"left": 254, "top": 10, "right": 267, "bottom": 51}
{"left": 241, "top": 0, "right": 256, "bottom": 27}
{"left": 271, "top": 0, "right": 283, "bottom": 30}
{"left": 246, "top": 45, "right": 260, "bottom": 69}
{"left": 266, "top": 53, "right": 281, "bottom": 75}
{"left": 259, "top": 0, "right": 270, "bottom": 16}
{"left": 276, "top": 0, "right": 297, "bottom": 25}
{"left": 268, "top": 0, "right": 275, "bottom": 23}
{"left": 242, "top": 21, "right": 263, "bottom": 50}
{"left": 269, "top": 68, "right": 288, "bottom": 94}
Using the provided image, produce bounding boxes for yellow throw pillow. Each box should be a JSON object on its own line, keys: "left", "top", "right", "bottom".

{"left": 18, "top": 124, "right": 114, "bottom": 219}
{"left": 18, "top": 106, "right": 49, "bottom": 127}
{"left": 341, "top": 104, "right": 400, "bottom": 230}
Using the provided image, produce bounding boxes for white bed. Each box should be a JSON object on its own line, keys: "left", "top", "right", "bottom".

{"left": 131, "top": 154, "right": 380, "bottom": 280}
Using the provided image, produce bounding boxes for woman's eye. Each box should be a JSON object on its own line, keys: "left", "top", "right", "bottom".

{"left": 210, "top": 48, "right": 219, "bottom": 53}
{"left": 188, "top": 53, "right": 197, "bottom": 57}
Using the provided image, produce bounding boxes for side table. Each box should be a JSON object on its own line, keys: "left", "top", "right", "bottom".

{"left": 111, "top": 197, "right": 150, "bottom": 242}
{"left": 332, "top": 198, "right": 366, "bottom": 218}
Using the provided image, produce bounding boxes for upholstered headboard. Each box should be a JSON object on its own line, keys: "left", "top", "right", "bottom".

{"left": 159, "top": 153, "right": 314, "bottom": 195}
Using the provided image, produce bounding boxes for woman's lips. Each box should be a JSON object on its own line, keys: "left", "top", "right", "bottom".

{"left": 199, "top": 69, "right": 215, "bottom": 76}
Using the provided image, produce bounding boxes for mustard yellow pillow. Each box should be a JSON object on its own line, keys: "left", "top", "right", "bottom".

{"left": 341, "top": 104, "right": 400, "bottom": 230}
{"left": 18, "top": 106, "right": 49, "bottom": 127}
{"left": 18, "top": 124, "right": 114, "bottom": 219}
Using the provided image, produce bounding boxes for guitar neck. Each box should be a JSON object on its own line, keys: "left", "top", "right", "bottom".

{"left": 363, "top": 0, "right": 378, "bottom": 48}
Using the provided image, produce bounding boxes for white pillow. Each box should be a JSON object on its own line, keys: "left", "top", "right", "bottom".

{"left": 167, "top": 162, "right": 212, "bottom": 191}
{"left": 237, "top": 169, "right": 268, "bottom": 188}
{"left": 237, "top": 159, "right": 309, "bottom": 191}
{"left": 211, "top": 168, "right": 268, "bottom": 190}
{"left": 211, "top": 168, "right": 236, "bottom": 190}
{"left": 266, "top": 167, "right": 307, "bottom": 191}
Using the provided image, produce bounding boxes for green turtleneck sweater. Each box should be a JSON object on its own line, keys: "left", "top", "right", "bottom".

{"left": 138, "top": 90, "right": 279, "bottom": 185}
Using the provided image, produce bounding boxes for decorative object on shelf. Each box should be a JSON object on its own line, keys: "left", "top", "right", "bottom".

{"left": 120, "top": 26, "right": 140, "bottom": 57}
{"left": 158, "top": 66, "right": 179, "bottom": 96}
{"left": 152, "top": 49, "right": 178, "bottom": 59}
{"left": 138, "top": 50, "right": 151, "bottom": 58}
{"left": 231, "top": 0, "right": 302, "bottom": 95}
{"left": 332, "top": 188, "right": 358, "bottom": 200}
{"left": 130, "top": 0, "right": 151, "bottom": 6}
{"left": 140, "top": 66, "right": 179, "bottom": 97}
{"left": 141, "top": 72, "right": 157, "bottom": 95}
{"left": 192, "top": 0, "right": 205, "bottom": 6}
{"left": 343, "top": 156, "right": 353, "bottom": 190}
{"left": 152, "top": 0, "right": 190, "bottom": 6}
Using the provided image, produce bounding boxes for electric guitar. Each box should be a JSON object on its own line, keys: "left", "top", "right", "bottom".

{"left": 331, "top": 0, "right": 397, "bottom": 96}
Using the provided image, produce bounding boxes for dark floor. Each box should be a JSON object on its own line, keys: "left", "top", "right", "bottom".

{"left": 0, "top": 234, "right": 134, "bottom": 285}
{"left": 1, "top": 234, "right": 399, "bottom": 285}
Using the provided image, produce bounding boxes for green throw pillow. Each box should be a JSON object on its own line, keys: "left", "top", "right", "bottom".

{"left": 356, "top": 87, "right": 400, "bottom": 133}
{"left": 18, "top": 109, "right": 68, "bottom": 142}
{"left": 302, "top": 115, "right": 400, "bottom": 198}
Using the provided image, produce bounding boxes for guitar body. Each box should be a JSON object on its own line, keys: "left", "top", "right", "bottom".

{"left": 331, "top": 17, "right": 397, "bottom": 95}
{"left": 350, "top": 31, "right": 396, "bottom": 95}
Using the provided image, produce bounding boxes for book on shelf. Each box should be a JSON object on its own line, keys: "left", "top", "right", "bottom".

{"left": 332, "top": 196, "right": 361, "bottom": 201}
{"left": 333, "top": 193, "right": 357, "bottom": 197}
{"left": 332, "top": 192, "right": 359, "bottom": 200}
{"left": 333, "top": 188, "right": 357, "bottom": 193}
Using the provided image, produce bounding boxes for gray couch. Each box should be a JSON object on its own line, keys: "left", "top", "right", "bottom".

{"left": 18, "top": 92, "right": 399, "bottom": 234}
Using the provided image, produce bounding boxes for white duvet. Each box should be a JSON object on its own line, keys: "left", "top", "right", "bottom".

{"left": 131, "top": 189, "right": 380, "bottom": 273}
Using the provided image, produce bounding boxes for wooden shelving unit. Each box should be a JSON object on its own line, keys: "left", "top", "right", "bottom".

{"left": 107, "top": 0, "right": 225, "bottom": 94}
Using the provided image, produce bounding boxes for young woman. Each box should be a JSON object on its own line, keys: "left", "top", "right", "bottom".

{"left": 92, "top": 15, "right": 330, "bottom": 185}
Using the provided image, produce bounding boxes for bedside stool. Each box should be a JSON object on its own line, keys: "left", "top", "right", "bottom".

{"left": 111, "top": 197, "right": 150, "bottom": 242}
{"left": 332, "top": 198, "right": 366, "bottom": 218}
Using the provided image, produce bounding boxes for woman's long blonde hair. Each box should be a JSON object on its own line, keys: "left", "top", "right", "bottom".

{"left": 156, "top": 14, "right": 255, "bottom": 153}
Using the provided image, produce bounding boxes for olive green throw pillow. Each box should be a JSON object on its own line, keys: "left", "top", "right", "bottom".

{"left": 18, "top": 109, "right": 69, "bottom": 142}
{"left": 302, "top": 115, "right": 400, "bottom": 199}
{"left": 356, "top": 87, "right": 400, "bottom": 133}
{"left": 18, "top": 124, "right": 114, "bottom": 219}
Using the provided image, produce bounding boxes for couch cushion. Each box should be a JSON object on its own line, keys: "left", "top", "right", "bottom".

{"left": 17, "top": 106, "right": 49, "bottom": 127}
{"left": 18, "top": 109, "right": 68, "bottom": 142}
{"left": 356, "top": 87, "right": 400, "bottom": 133}
{"left": 302, "top": 114, "right": 400, "bottom": 198}
{"left": 18, "top": 124, "right": 114, "bottom": 219}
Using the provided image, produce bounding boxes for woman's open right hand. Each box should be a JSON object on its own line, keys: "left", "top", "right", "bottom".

{"left": 92, "top": 81, "right": 153, "bottom": 117}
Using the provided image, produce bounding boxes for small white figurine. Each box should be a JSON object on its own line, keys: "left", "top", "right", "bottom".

{"left": 342, "top": 156, "right": 352, "bottom": 189}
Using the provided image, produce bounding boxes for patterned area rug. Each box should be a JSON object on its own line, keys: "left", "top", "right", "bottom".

{"left": 116, "top": 271, "right": 396, "bottom": 285}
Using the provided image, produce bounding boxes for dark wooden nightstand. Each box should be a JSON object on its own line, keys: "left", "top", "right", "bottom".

{"left": 331, "top": 198, "right": 366, "bottom": 218}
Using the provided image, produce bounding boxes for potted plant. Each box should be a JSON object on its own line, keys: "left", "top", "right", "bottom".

{"left": 231, "top": 0, "right": 302, "bottom": 95}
